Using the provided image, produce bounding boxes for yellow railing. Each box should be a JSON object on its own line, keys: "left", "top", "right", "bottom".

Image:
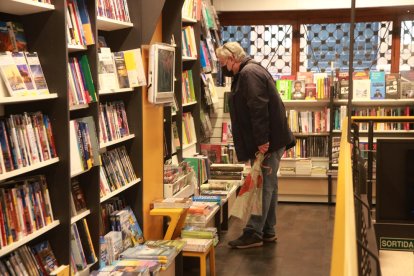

{"left": 330, "top": 118, "right": 358, "bottom": 276}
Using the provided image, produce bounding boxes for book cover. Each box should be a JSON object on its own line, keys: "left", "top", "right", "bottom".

{"left": 70, "top": 223, "right": 87, "bottom": 270}
{"left": 353, "top": 79, "right": 370, "bottom": 100}
{"left": 7, "top": 22, "right": 27, "bottom": 52}
{"left": 276, "top": 80, "right": 291, "bottom": 100}
{"left": 385, "top": 73, "right": 400, "bottom": 99}
{"left": 305, "top": 83, "right": 317, "bottom": 99}
{"left": 0, "top": 21, "right": 13, "bottom": 52}
{"left": 125, "top": 206, "right": 144, "bottom": 245}
{"left": 400, "top": 71, "right": 414, "bottom": 98}
{"left": 24, "top": 52, "right": 49, "bottom": 95}
{"left": 0, "top": 52, "right": 27, "bottom": 96}
{"left": 31, "top": 240, "right": 59, "bottom": 274}
{"left": 113, "top": 52, "right": 130, "bottom": 89}
{"left": 370, "top": 71, "right": 385, "bottom": 99}
{"left": 291, "top": 80, "right": 305, "bottom": 100}
{"left": 200, "top": 143, "right": 222, "bottom": 164}
{"left": 71, "top": 178, "right": 87, "bottom": 213}
{"left": 79, "top": 54, "right": 97, "bottom": 102}
{"left": 296, "top": 71, "right": 314, "bottom": 83}
{"left": 75, "top": 0, "right": 95, "bottom": 45}
{"left": 76, "top": 219, "right": 97, "bottom": 264}
{"left": 98, "top": 48, "right": 118, "bottom": 91}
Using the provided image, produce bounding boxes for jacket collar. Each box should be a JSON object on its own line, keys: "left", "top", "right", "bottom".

{"left": 237, "top": 57, "right": 253, "bottom": 74}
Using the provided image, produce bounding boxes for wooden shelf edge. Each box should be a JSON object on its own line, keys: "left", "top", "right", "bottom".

{"left": 0, "top": 158, "right": 60, "bottom": 182}
{"left": 0, "top": 94, "right": 58, "bottom": 104}
{"left": 100, "top": 178, "right": 141, "bottom": 203}
{"left": 0, "top": 0, "right": 55, "bottom": 15}
{"left": 0, "top": 220, "right": 60, "bottom": 257}
{"left": 97, "top": 16, "right": 133, "bottom": 31}
{"left": 100, "top": 134, "right": 136, "bottom": 149}
{"left": 99, "top": 87, "right": 134, "bottom": 95}
{"left": 71, "top": 209, "right": 91, "bottom": 224}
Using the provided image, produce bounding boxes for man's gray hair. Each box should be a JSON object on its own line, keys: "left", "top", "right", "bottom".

{"left": 216, "top": 42, "right": 246, "bottom": 62}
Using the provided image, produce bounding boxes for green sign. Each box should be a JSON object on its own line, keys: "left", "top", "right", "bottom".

{"left": 380, "top": 237, "right": 414, "bottom": 252}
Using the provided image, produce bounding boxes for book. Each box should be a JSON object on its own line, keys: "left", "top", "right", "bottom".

{"left": 113, "top": 52, "right": 130, "bottom": 89}
{"left": 180, "top": 238, "right": 212, "bottom": 252}
{"left": 276, "top": 79, "right": 291, "bottom": 100}
{"left": 31, "top": 240, "right": 59, "bottom": 274}
{"left": 123, "top": 48, "right": 147, "bottom": 87}
{"left": 70, "top": 223, "right": 88, "bottom": 270}
{"left": 151, "top": 197, "right": 192, "bottom": 209}
{"left": 12, "top": 52, "right": 36, "bottom": 96}
{"left": 385, "top": 73, "right": 400, "bottom": 99}
{"left": 0, "top": 52, "right": 27, "bottom": 96}
{"left": 400, "top": 71, "right": 414, "bottom": 99}
{"left": 200, "top": 143, "right": 222, "bottom": 164}
{"left": 75, "top": 0, "right": 94, "bottom": 45}
{"left": 291, "top": 80, "right": 305, "bottom": 100}
{"left": 7, "top": 22, "right": 27, "bottom": 52}
{"left": 370, "top": 71, "right": 385, "bottom": 99}
{"left": 0, "top": 21, "right": 13, "bottom": 52}
{"left": 71, "top": 178, "right": 87, "bottom": 214}
{"left": 98, "top": 48, "right": 119, "bottom": 92}
{"left": 353, "top": 79, "right": 370, "bottom": 100}
{"left": 24, "top": 52, "right": 49, "bottom": 95}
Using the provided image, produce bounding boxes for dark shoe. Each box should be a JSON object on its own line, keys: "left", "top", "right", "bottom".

{"left": 263, "top": 233, "right": 277, "bottom": 243}
{"left": 228, "top": 232, "right": 263, "bottom": 249}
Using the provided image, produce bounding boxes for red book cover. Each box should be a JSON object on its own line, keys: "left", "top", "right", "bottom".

{"left": 200, "top": 143, "right": 222, "bottom": 164}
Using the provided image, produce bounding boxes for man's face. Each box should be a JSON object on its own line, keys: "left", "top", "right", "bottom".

{"left": 219, "top": 56, "right": 234, "bottom": 72}
{"left": 294, "top": 82, "right": 301, "bottom": 91}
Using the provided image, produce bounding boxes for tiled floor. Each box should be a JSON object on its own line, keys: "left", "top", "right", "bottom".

{"left": 183, "top": 203, "right": 335, "bottom": 276}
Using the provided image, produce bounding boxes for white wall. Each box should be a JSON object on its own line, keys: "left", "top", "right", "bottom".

{"left": 213, "top": 0, "right": 414, "bottom": 12}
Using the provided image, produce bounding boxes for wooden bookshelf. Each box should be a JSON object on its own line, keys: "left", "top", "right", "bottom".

{"left": 0, "top": 221, "right": 60, "bottom": 258}
{"left": 0, "top": 0, "right": 168, "bottom": 271}
{"left": 334, "top": 99, "right": 414, "bottom": 106}
{"left": 0, "top": 0, "right": 54, "bottom": 15}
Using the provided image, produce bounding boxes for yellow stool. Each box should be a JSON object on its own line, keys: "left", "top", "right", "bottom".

{"left": 149, "top": 208, "right": 188, "bottom": 240}
{"left": 182, "top": 244, "right": 216, "bottom": 276}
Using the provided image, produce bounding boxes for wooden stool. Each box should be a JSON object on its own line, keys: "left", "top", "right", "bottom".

{"left": 182, "top": 244, "right": 216, "bottom": 276}
{"left": 149, "top": 208, "right": 188, "bottom": 240}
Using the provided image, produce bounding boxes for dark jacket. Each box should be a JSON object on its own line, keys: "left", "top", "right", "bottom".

{"left": 228, "top": 57, "right": 295, "bottom": 161}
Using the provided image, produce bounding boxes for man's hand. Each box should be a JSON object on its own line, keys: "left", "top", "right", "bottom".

{"left": 258, "top": 142, "right": 269, "bottom": 154}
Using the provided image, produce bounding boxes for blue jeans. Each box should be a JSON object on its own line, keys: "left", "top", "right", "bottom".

{"left": 244, "top": 147, "right": 285, "bottom": 237}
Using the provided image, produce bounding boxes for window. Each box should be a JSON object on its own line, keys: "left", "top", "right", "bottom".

{"left": 400, "top": 20, "right": 414, "bottom": 71}
{"left": 221, "top": 25, "right": 293, "bottom": 76}
{"left": 300, "top": 22, "right": 393, "bottom": 73}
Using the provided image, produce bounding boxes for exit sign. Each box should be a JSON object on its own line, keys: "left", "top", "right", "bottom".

{"left": 380, "top": 237, "right": 414, "bottom": 252}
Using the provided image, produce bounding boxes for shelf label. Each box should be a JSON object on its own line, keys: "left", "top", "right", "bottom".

{"left": 380, "top": 237, "right": 414, "bottom": 251}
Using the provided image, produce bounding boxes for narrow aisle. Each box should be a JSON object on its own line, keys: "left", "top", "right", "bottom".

{"left": 215, "top": 203, "right": 335, "bottom": 276}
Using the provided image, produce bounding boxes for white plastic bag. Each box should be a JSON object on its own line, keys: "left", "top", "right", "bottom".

{"left": 230, "top": 153, "right": 264, "bottom": 224}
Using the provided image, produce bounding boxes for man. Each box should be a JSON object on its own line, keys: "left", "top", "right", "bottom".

{"left": 216, "top": 42, "right": 295, "bottom": 249}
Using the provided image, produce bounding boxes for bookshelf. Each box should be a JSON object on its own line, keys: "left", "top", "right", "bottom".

{"left": 0, "top": 0, "right": 172, "bottom": 272}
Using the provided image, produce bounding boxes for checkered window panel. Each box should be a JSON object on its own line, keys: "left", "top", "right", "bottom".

{"left": 221, "top": 25, "right": 293, "bottom": 77}
{"left": 300, "top": 22, "right": 393, "bottom": 73}
{"left": 400, "top": 20, "right": 414, "bottom": 71}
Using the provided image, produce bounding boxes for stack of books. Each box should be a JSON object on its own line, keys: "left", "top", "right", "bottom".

{"left": 119, "top": 240, "right": 186, "bottom": 270}
{"left": 151, "top": 197, "right": 193, "bottom": 209}
{"left": 185, "top": 201, "right": 217, "bottom": 224}
{"left": 91, "top": 259, "right": 161, "bottom": 275}
{"left": 295, "top": 159, "right": 312, "bottom": 176}
{"left": 181, "top": 226, "right": 219, "bottom": 246}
